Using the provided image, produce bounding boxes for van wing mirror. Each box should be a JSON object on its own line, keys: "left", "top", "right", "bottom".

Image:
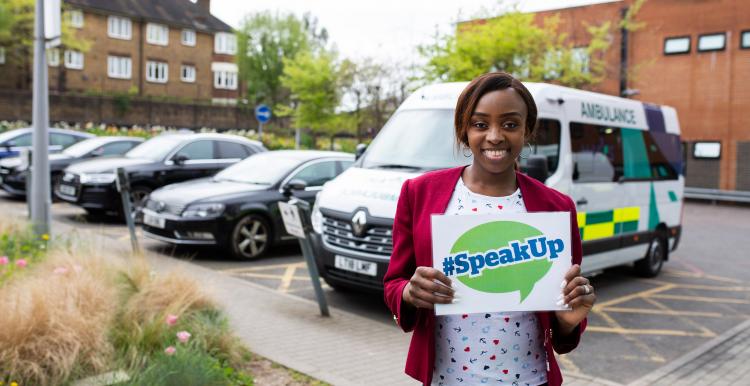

{"left": 522, "top": 155, "right": 549, "bottom": 183}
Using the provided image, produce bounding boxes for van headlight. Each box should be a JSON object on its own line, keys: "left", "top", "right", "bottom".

{"left": 311, "top": 193, "right": 323, "bottom": 234}
{"left": 182, "top": 203, "right": 225, "bottom": 218}
{"left": 79, "top": 172, "right": 116, "bottom": 184}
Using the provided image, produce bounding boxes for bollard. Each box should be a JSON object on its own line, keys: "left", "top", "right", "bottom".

{"left": 116, "top": 167, "right": 140, "bottom": 254}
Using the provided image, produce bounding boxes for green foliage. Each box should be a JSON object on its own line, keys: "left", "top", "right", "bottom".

{"left": 419, "top": 10, "right": 612, "bottom": 88}
{"left": 124, "top": 345, "right": 237, "bottom": 386}
{"left": 0, "top": 224, "right": 48, "bottom": 286}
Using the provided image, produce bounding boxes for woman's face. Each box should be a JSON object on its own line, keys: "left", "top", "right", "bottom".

{"left": 466, "top": 88, "right": 528, "bottom": 176}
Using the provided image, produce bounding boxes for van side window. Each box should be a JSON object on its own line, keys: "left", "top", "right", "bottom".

{"left": 526, "top": 118, "right": 561, "bottom": 173}
{"left": 570, "top": 122, "right": 623, "bottom": 182}
{"left": 645, "top": 132, "right": 681, "bottom": 179}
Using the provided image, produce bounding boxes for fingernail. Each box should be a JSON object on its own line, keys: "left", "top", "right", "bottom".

{"left": 451, "top": 298, "right": 461, "bottom": 304}
{"left": 556, "top": 293, "right": 564, "bottom": 300}
{"left": 560, "top": 280, "right": 567, "bottom": 289}
{"left": 556, "top": 299, "right": 565, "bottom": 306}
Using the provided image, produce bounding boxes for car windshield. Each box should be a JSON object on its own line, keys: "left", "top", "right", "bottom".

{"left": 62, "top": 137, "right": 111, "bottom": 157}
{"left": 360, "top": 109, "right": 470, "bottom": 170}
{"left": 214, "top": 153, "right": 300, "bottom": 185}
{"left": 125, "top": 135, "right": 186, "bottom": 161}
{"left": 0, "top": 129, "right": 28, "bottom": 144}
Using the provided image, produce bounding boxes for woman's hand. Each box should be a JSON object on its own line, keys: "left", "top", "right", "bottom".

{"left": 555, "top": 264, "right": 595, "bottom": 335}
{"left": 402, "top": 266, "right": 455, "bottom": 309}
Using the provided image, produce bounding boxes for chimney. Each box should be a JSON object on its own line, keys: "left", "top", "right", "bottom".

{"left": 196, "top": 0, "right": 211, "bottom": 13}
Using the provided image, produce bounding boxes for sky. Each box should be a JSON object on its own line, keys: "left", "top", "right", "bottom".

{"left": 211, "top": 0, "right": 620, "bottom": 65}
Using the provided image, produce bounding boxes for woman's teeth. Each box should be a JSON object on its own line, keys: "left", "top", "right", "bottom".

{"left": 482, "top": 149, "right": 507, "bottom": 159}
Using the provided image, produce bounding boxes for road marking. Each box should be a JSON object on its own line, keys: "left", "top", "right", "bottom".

{"left": 665, "top": 270, "right": 742, "bottom": 284}
{"left": 233, "top": 272, "right": 311, "bottom": 280}
{"left": 642, "top": 297, "right": 715, "bottom": 338}
{"left": 221, "top": 262, "right": 306, "bottom": 274}
{"left": 586, "top": 326, "right": 715, "bottom": 338}
{"left": 277, "top": 265, "right": 298, "bottom": 293}
{"left": 592, "top": 309, "right": 667, "bottom": 362}
{"left": 595, "top": 283, "right": 676, "bottom": 308}
{"left": 650, "top": 294, "right": 750, "bottom": 304}
{"left": 601, "top": 307, "right": 724, "bottom": 318}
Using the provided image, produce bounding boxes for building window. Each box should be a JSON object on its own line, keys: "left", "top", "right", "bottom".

{"left": 740, "top": 30, "right": 750, "bottom": 49}
{"left": 147, "top": 23, "right": 169, "bottom": 46}
{"left": 693, "top": 142, "right": 721, "bottom": 159}
{"left": 108, "top": 16, "right": 132, "bottom": 40}
{"left": 181, "top": 29, "right": 196, "bottom": 46}
{"left": 214, "top": 70, "right": 237, "bottom": 90}
{"left": 47, "top": 48, "right": 60, "bottom": 67}
{"left": 663, "top": 36, "right": 690, "bottom": 55}
{"left": 181, "top": 64, "right": 196, "bottom": 83}
{"left": 67, "top": 9, "right": 84, "bottom": 28}
{"left": 107, "top": 56, "right": 132, "bottom": 79}
{"left": 571, "top": 46, "right": 590, "bottom": 73}
{"left": 64, "top": 50, "right": 84, "bottom": 70}
{"left": 214, "top": 32, "right": 236, "bottom": 55}
{"left": 697, "top": 33, "right": 726, "bottom": 52}
{"left": 0, "top": 47, "right": 6, "bottom": 65}
{"left": 146, "top": 61, "right": 168, "bottom": 83}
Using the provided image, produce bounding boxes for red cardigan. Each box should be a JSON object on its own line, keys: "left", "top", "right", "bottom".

{"left": 383, "top": 166, "right": 586, "bottom": 386}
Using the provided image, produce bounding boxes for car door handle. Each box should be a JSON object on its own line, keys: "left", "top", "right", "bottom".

{"left": 576, "top": 198, "right": 588, "bottom": 206}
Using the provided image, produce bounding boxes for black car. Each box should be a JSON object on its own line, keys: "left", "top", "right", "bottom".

{"left": 0, "top": 127, "right": 94, "bottom": 160}
{"left": 141, "top": 150, "right": 354, "bottom": 259}
{"left": 0, "top": 136, "right": 144, "bottom": 198}
{"left": 56, "top": 133, "right": 266, "bottom": 217}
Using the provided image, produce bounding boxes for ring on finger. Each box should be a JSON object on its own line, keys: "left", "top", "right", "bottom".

{"left": 583, "top": 284, "right": 591, "bottom": 295}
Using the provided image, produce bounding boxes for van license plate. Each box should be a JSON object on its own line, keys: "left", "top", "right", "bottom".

{"left": 144, "top": 212, "right": 166, "bottom": 229}
{"left": 335, "top": 255, "right": 377, "bottom": 277}
{"left": 59, "top": 184, "right": 76, "bottom": 196}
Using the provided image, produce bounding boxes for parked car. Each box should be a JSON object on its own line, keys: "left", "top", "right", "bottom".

{"left": 56, "top": 133, "right": 266, "bottom": 217}
{"left": 141, "top": 150, "right": 354, "bottom": 259}
{"left": 0, "top": 136, "right": 144, "bottom": 198}
{"left": 0, "top": 128, "right": 94, "bottom": 159}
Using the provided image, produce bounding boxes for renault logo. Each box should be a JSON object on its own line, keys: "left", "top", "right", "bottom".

{"left": 351, "top": 210, "right": 368, "bottom": 237}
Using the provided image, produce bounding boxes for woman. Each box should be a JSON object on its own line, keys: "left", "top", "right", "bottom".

{"left": 383, "top": 72, "right": 596, "bottom": 386}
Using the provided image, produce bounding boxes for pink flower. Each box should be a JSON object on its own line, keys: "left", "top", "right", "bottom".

{"left": 16, "top": 259, "right": 27, "bottom": 268}
{"left": 0, "top": 256, "right": 8, "bottom": 265}
{"left": 164, "top": 346, "right": 176, "bottom": 356}
{"left": 54, "top": 267, "right": 69, "bottom": 275}
{"left": 176, "top": 331, "right": 191, "bottom": 343}
{"left": 165, "top": 314, "right": 179, "bottom": 326}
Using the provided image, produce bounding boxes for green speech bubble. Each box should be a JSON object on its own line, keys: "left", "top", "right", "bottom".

{"left": 451, "top": 221, "right": 552, "bottom": 302}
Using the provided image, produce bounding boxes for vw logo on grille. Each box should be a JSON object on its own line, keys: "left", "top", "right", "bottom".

{"left": 156, "top": 201, "right": 166, "bottom": 212}
{"left": 351, "top": 210, "right": 368, "bottom": 237}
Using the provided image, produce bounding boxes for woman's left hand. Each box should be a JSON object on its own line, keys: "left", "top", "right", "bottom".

{"left": 554, "top": 264, "right": 595, "bottom": 335}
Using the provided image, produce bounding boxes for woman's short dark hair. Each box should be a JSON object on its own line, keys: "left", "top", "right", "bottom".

{"left": 454, "top": 72, "right": 538, "bottom": 148}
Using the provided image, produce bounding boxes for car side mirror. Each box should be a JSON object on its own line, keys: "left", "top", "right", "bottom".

{"left": 172, "top": 154, "right": 189, "bottom": 165}
{"left": 355, "top": 143, "right": 367, "bottom": 160}
{"left": 282, "top": 179, "right": 307, "bottom": 197}
{"left": 522, "top": 155, "right": 549, "bottom": 183}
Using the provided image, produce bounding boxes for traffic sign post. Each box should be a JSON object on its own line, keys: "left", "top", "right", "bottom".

{"left": 254, "top": 104, "right": 271, "bottom": 139}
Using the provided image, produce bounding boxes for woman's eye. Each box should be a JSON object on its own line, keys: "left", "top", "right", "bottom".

{"left": 472, "top": 122, "right": 488, "bottom": 129}
{"left": 503, "top": 122, "right": 520, "bottom": 130}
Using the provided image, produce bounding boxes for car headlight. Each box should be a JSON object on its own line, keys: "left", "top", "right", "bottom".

{"left": 79, "top": 172, "right": 116, "bottom": 184}
{"left": 182, "top": 203, "right": 225, "bottom": 218}
{"left": 311, "top": 192, "right": 323, "bottom": 234}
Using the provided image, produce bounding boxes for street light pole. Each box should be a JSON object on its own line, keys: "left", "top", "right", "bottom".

{"left": 30, "top": 0, "right": 52, "bottom": 235}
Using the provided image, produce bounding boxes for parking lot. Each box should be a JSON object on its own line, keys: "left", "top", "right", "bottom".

{"left": 1, "top": 193, "right": 748, "bottom": 384}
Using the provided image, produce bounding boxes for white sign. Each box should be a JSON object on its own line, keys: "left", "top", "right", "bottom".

{"left": 432, "top": 212, "right": 572, "bottom": 315}
{"left": 44, "top": 0, "right": 61, "bottom": 48}
{"left": 279, "top": 201, "right": 305, "bottom": 238}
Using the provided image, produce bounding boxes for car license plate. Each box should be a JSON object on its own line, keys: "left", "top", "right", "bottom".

{"left": 335, "top": 255, "right": 377, "bottom": 277}
{"left": 143, "top": 212, "right": 166, "bottom": 229}
{"left": 59, "top": 184, "right": 76, "bottom": 196}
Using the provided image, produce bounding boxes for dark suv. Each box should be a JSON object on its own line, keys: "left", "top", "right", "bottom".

{"left": 55, "top": 133, "right": 266, "bottom": 217}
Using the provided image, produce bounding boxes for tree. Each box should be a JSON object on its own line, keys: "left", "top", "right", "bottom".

{"left": 236, "top": 11, "right": 328, "bottom": 117}
{"left": 419, "top": 10, "right": 611, "bottom": 89}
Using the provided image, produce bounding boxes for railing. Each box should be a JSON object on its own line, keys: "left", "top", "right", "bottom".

{"left": 684, "top": 187, "right": 750, "bottom": 204}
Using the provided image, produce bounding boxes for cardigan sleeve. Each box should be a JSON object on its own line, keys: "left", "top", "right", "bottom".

{"left": 552, "top": 195, "right": 588, "bottom": 354}
{"left": 383, "top": 179, "right": 418, "bottom": 332}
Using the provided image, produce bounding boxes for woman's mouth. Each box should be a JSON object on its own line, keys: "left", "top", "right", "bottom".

{"left": 481, "top": 149, "right": 509, "bottom": 161}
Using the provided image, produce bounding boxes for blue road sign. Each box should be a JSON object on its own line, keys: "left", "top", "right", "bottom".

{"left": 255, "top": 104, "right": 272, "bottom": 124}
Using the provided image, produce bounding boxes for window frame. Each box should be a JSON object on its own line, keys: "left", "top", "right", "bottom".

{"left": 663, "top": 35, "right": 691, "bottom": 55}
{"left": 697, "top": 32, "right": 726, "bottom": 53}
{"left": 214, "top": 32, "right": 237, "bottom": 55}
{"left": 146, "top": 23, "right": 169, "bottom": 46}
{"left": 282, "top": 159, "right": 342, "bottom": 190}
{"left": 741, "top": 30, "right": 750, "bottom": 50}
{"left": 180, "top": 64, "right": 196, "bottom": 83}
{"left": 181, "top": 29, "right": 196, "bottom": 46}
{"left": 68, "top": 9, "right": 84, "bottom": 28}
{"left": 145, "top": 61, "right": 169, "bottom": 83}
{"left": 107, "top": 16, "right": 132, "bottom": 40}
{"left": 214, "top": 70, "right": 238, "bottom": 90}
{"left": 64, "top": 50, "right": 84, "bottom": 70}
{"left": 692, "top": 141, "right": 722, "bottom": 160}
{"left": 47, "top": 48, "right": 60, "bottom": 67}
{"left": 107, "top": 55, "right": 132, "bottom": 79}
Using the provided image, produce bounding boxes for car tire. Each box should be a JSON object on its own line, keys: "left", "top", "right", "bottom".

{"left": 129, "top": 185, "right": 152, "bottom": 210}
{"left": 230, "top": 214, "right": 271, "bottom": 260}
{"left": 634, "top": 233, "right": 667, "bottom": 278}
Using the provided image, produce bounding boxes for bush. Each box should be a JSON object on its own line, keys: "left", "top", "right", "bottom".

{"left": 124, "top": 346, "right": 232, "bottom": 386}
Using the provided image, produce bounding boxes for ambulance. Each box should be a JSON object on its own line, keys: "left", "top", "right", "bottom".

{"left": 310, "top": 82, "right": 684, "bottom": 292}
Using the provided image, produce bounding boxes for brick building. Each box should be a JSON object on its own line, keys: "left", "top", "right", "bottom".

{"left": 0, "top": 0, "right": 240, "bottom": 105}
{"left": 483, "top": 0, "right": 750, "bottom": 191}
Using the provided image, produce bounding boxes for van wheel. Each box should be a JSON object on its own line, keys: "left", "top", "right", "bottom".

{"left": 634, "top": 234, "right": 666, "bottom": 278}
{"left": 230, "top": 214, "right": 271, "bottom": 260}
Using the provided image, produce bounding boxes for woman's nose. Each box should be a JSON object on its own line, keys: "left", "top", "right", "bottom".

{"left": 485, "top": 126, "right": 504, "bottom": 143}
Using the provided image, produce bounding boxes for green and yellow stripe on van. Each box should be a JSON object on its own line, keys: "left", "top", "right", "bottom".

{"left": 577, "top": 207, "right": 640, "bottom": 241}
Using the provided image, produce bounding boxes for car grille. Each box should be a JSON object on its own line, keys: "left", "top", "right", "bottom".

{"left": 322, "top": 216, "right": 393, "bottom": 257}
{"left": 145, "top": 199, "right": 186, "bottom": 216}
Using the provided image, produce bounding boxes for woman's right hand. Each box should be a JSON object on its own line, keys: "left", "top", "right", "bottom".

{"left": 402, "top": 266, "right": 456, "bottom": 309}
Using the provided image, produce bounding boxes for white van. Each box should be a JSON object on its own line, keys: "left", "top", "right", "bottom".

{"left": 310, "top": 82, "right": 684, "bottom": 292}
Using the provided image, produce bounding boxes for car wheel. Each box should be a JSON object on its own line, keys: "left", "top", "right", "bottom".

{"left": 231, "top": 214, "right": 271, "bottom": 260}
{"left": 129, "top": 185, "right": 152, "bottom": 209}
{"left": 634, "top": 233, "right": 666, "bottom": 278}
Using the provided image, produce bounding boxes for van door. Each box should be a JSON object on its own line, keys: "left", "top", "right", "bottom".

{"left": 568, "top": 122, "right": 627, "bottom": 272}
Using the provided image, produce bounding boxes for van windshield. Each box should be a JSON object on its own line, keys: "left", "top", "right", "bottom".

{"left": 360, "top": 109, "right": 469, "bottom": 170}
